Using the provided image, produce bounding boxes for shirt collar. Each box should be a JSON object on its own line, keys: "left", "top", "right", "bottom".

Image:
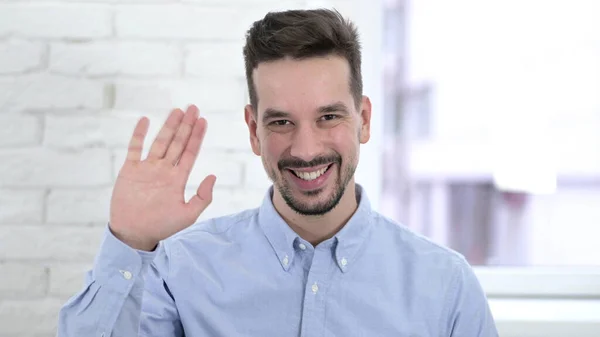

{"left": 258, "top": 184, "right": 373, "bottom": 273}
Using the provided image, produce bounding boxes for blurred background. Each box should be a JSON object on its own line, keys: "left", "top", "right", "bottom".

{"left": 382, "top": 0, "right": 600, "bottom": 268}
{"left": 0, "top": 0, "right": 599, "bottom": 336}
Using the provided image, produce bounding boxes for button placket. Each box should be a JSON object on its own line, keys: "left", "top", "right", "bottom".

{"left": 299, "top": 244, "right": 333, "bottom": 336}
{"left": 311, "top": 282, "right": 319, "bottom": 294}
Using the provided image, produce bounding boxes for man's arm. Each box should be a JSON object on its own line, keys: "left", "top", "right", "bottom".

{"left": 58, "top": 105, "right": 215, "bottom": 337}
{"left": 57, "top": 226, "right": 183, "bottom": 337}
{"left": 444, "top": 256, "right": 499, "bottom": 337}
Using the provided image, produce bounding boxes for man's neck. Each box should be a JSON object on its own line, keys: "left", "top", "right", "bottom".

{"left": 273, "top": 182, "right": 358, "bottom": 246}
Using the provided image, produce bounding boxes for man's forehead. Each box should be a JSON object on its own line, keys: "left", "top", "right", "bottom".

{"left": 252, "top": 56, "right": 353, "bottom": 113}
{"left": 253, "top": 56, "right": 350, "bottom": 86}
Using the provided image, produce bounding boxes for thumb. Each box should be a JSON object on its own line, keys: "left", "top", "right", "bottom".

{"left": 185, "top": 174, "right": 217, "bottom": 220}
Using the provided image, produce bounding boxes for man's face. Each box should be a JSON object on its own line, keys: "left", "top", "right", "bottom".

{"left": 245, "top": 55, "right": 371, "bottom": 216}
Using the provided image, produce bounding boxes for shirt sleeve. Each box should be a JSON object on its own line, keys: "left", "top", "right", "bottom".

{"left": 445, "top": 256, "right": 499, "bottom": 337}
{"left": 56, "top": 225, "right": 184, "bottom": 337}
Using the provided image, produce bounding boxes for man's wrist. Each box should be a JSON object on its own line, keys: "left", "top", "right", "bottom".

{"left": 108, "top": 225, "right": 158, "bottom": 252}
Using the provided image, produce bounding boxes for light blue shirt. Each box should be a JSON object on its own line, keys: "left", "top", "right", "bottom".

{"left": 57, "top": 185, "right": 498, "bottom": 336}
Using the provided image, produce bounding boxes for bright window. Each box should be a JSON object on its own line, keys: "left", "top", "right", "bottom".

{"left": 377, "top": 0, "right": 600, "bottom": 335}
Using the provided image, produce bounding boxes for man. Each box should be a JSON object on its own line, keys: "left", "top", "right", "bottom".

{"left": 57, "top": 8, "right": 498, "bottom": 337}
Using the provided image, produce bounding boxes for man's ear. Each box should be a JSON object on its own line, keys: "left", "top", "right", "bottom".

{"left": 244, "top": 104, "right": 261, "bottom": 155}
{"left": 359, "top": 96, "right": 372, "bottom": 144}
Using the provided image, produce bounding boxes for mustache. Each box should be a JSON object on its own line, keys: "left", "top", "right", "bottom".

{"left": 278, "top": 155, "right": 341, "bottom": 170}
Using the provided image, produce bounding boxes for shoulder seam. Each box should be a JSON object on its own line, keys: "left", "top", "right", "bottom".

{"left": 372, "top": 212, "right": 465, "bottom": 260}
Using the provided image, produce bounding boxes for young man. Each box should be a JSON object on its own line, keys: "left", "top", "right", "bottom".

{"left": 58, "top": 9, "right": 498, "bottom": 337}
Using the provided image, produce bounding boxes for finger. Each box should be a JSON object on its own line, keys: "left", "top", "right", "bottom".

{"left": 126, "top": 117, "right": 150, "bottom": 162}
{"left": 177, "top": 117, "right": 207, "bottom": 177}
{"left": 185, "top": 175, "right": 217, "bottom": 221}
{"left": 165, "top": 105, "right": 199, "bottom": 165}
{"left": 147, "top": 108, "right": 185, "bottom": 160}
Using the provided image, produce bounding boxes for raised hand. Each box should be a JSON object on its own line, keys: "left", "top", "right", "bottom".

{"left": 109, "top": 105, "right": 216, "bottom": 251}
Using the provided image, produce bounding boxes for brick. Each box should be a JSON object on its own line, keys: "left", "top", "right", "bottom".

{"left": 185, "top": 42, "right": 245, "bottom": 79}
{"left": 0, "top": 78, "right": 15, "bottom": 111}
{"left": 115, "top": 5, "right": 293, "bottom": 40}
{"left": 0, "top": 263, "right": 48, "bottom": 299}
{"left": 0, "top": 75, "right": 105, "bottom": 110}
{"left": 47, "top": 188, "right": 112, "bottom": 224}
{"left": 114, "top": 79, "right": 247, "bottom": 112}
{"left": 241, "top": 151, "right": 272, "bottom": 189}
{"left": 44, "top": 114, "right": 139, "bottom": 149}
{"left": 112, "top": 148, "right": 244, "bottom": 188}
{"left": 190, "top": 186, "right": 266, "bottom": 221}
{"left": 0, "top": 225, "right": 104, "bottom": 261}
{"left": 48, "top": 263, "right": 92, "bottom": 298}
{"left": 187, "top": 150, "right": 244, "bottom": 188}
{"left": 0, "top": 4, "right": 111, "bottom": 39}
{"left": 0, "top": 189, "right": 45, "bottom": 224}
{"left": 0, "top": 149, "right": 112, "bottom": 187}
{"left": 0, "top": 39, "right": 44, "bottom": 74}
{"left": 0, "top": 114, "right": 42, "bottom": 147}
{"left": 50, "top": 42, "right": 181, "bottom": 77}
{"left": 113, "top": 81, "right": 172, "bottom": 111}
{"left": 202, "top": 112, "right": 250, "bottom": 151}
{"left": 0, "top": 299, "right": 63, "bottom": 335}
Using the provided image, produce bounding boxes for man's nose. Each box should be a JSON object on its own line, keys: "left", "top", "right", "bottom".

{"left": 289, "top": 124, "right": 324, "bottom": 163}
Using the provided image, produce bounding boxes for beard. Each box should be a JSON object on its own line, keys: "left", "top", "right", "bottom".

{"left": 266, "top": 153, "right": 357, "bottom": 216}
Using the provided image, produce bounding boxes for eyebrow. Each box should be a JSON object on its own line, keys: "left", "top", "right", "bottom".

{"left": 318, "top": 101, "right": 350, "bottom": 115}
{"left": 262, "top": 101, "right": 351, "bottom": 124}
{"left": 262, "top": 108, "right": 290, "bottom": 124}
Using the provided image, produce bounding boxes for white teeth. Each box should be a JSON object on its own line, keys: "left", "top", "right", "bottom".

{"left": 292, "top": 166, "right": 329, "bottom": 181}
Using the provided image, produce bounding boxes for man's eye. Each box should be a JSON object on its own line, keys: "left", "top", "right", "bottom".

{"left": 271, "top": 120, "right": 291, "bottom": 126}
{"left": 322, "top": 114, "right": 338, "bottom": 121}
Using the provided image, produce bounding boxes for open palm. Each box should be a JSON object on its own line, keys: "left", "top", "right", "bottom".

{"left": 109, "top": 105, "right": 216, "bottom": 251}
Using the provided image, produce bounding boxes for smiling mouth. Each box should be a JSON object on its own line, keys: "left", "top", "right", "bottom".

{"left": 288, "top": 164, "right": 333, "bottom": 181}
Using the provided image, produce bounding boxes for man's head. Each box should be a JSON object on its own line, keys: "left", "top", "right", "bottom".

{"left": 243, "top": 9, "right": 372, "bottom": 216}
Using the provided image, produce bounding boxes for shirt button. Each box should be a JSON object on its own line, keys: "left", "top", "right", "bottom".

{"left": 311, "top": 282, "right": 319, "bottom": 294}
{"left": 121, "top": 270, "right": 132, "bottom": 280}
{"left": 340, "top": 258, "right": 348, "bottom": 267}
{"left": 299, "top": 243, "right": 306, "bottom": 250}
{"left": 282, "top": 255, "right": 289, "bottom": 266}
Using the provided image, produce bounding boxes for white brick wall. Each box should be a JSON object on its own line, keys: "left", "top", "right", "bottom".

{"left": 0, "top": 39, "right": 44, "bottom": 74}
{"left": 185, "top": 42, "right": 245, "bottom": 78}
{"left": 0, "top": 75, "right": 107, "bottom": 110}
{"left": 0, "top": 4, "right": 112, "bottom": 39}
{"left": 0, "top": 189, "right": 45, "bottom": 223}
{"left": 0, "top": 114, "right": 42, "bottom": 147}
{"left": 0, "top": 1, "right": 372, "bottom": 335}
{"left": 49, "top": 42, "right": 182, "bottom": 77}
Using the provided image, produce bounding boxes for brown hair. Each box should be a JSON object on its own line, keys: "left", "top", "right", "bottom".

{"left": 243, "top": 8, "right": 362, "bottom": 112}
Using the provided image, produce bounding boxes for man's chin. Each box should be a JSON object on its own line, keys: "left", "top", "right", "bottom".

{"left": 282, "top": 187, "right": 341, "bottom": 216}
{"left": 288, "top": 201, "right": 335, "bottom": 216}
{"left": 299, "top": 186, "right": 326, "bottom": 196}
